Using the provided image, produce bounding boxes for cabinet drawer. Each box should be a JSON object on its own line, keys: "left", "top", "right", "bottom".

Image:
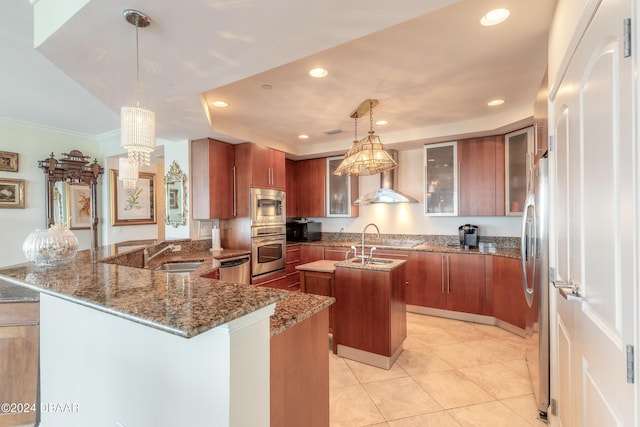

{"left": 285, "top": 271, "right": 300, "bottom": 291}
{"left": 0, "top": 302, "right": 39, "bottom": 326}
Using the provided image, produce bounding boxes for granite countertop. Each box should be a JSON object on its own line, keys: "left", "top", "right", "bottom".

{"left": 333, "top": 258, "right": 407, "bottom": 271}
{"left": 301, "top": 240, "right": 520, "bottom": 259}
{"left": 0, "top": 278, "right": 40, "bottom": 303}
{"left": 295, "top": 260, "right": 337, "bottom": 273}
{"left": 270, "top": 292, "right": 335, "bottom": 336}
{"left": 0, "top": 246, "right": 288, "bottom": 338}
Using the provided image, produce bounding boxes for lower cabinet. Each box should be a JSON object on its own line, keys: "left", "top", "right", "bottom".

{"left": 322, "top": 246, "right": 351, "bottom": 261}
{"left": 253, "top": 271, "right": 288, "bottom": 289}
{"left": 300, "top": 270, "right": 335, "bottom": 333}
{"left": 284, "top": 244, "right": 302, "bottom": 292}
{"left": 301, "top": 245, "right": 324, "bottom": 264}
{"left": 0, "top": 302, "right": 39, "bottom": 427}
{"left": 408, "top": 252, "right": 485, "bottom": 315}
{"left": 406, "top": 252, "right": 446, "bottom": 309}
{"left": 445, "top": 253, "right": 486, "bottom": 314}
{"left": 270, "top": 308, "right": 330, "bottom": 427}
{"left": 491, "top": 256, "right": 527, "bottom": 328}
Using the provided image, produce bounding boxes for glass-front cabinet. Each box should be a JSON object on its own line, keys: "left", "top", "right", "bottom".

{"left": 424, "top": 142, "right": 458, "bottom": 215}
{"left": 505, "top": 127, "right": 533, "bottom": 215}
{"left": 327, "top": 156, "right": 353, "bottom": 217}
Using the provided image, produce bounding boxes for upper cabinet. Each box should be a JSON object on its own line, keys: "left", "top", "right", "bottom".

{"left": 326, "top": 156, "right": 358, "bottom": 217}
{"left": 235, "top": 143, "right": 285, "bottom": 190}
{"left": 534, "top": 70, "right": 549, "bottom": 162}
{"left": 505, "top": 127, "right": 533, "bottom": 216}
{"left": 458, "top": 135, "right": 505, "bottom": 216}
{"left": 425, "top": 136, "right": 506, "bottom": 216}
{"left": 294, "top": 158, "right": 326, "bottom": 218}
{"left": 424, "top": 142, "right": 458, "bottom": 215}
{"left": 191, "top": 138, "right": 236, "bottom": 219}
{"left": 286, "top": 157, "right": 358, "bottom": 218}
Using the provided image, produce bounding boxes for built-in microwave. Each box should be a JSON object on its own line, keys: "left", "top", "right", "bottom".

{"left": 251, "top": 188, "right": 286, "bottom": 226}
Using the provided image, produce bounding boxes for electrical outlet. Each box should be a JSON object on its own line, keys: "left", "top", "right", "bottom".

{"left": 173, "top": 245, "right": 181, "bottom": 251}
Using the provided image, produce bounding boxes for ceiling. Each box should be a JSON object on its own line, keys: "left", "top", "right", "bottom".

{"left": 3, "top": 0, "right": 555, "bottom": 159}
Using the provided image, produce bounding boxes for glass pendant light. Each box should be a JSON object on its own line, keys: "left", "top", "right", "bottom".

{"left": 120, "top": 10, "right": 156, "bottom": 167}
{"left": 118, "top": 157, "right": 139, "bottom": 189}
{"left": 334, "top": 99, "right": 398, "bottom": 176}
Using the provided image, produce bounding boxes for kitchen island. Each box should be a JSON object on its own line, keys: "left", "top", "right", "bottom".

{"left": 0, "top": 241, "right": 333, "bottom": 427}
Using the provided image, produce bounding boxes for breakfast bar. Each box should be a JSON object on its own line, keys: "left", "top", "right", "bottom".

{"left": 0, "top": 242, "right": 333, "bottom": 427}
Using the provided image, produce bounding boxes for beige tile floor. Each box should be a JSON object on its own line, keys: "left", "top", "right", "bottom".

{"left": 329, "top": 313, "right": 548, "bottom": 427}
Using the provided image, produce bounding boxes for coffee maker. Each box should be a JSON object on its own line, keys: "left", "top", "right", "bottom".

{"left": 458, "top": 224, "right": 479, "bottom": 248}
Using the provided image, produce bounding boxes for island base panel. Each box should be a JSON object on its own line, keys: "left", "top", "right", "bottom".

{"left": 337, "top": 343, "right": 404, "bottom": 370}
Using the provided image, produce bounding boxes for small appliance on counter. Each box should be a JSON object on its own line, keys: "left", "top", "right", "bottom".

{"left": 458, "top": 224, "right": 479, "bottom": 248}
{"left": 286, "top": 220, "right": 321, "bottom": 242}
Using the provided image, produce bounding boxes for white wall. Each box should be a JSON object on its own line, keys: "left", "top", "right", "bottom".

{"left": 0, "top": 119, "right": 99, "bottom": 267}
{"left": 314, "top": 148, "right": 522, "bottom": 237}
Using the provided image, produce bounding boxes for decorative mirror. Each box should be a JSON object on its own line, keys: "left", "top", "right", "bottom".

{"left": 39, "top": 150, "right": 104, "bottom": 249}
{"left": 164, "top": 161, "right": 187, "bottom": 228}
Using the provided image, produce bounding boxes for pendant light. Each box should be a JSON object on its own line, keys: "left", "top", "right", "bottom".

{"left": 118, "top": 157, "right": 139, "bottom": 189}
{"left": 120, "top": 9, "right": 156, "bottom": 167}
{"left": 334, "top": 99, "right": 398, "bottom": 176}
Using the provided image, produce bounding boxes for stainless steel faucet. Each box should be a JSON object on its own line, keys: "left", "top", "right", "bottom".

{"left": 358, "top": 223, "right": 380, "bottom": 264}
{"left": 143, "top": 243, "right": 175, "bottom": 268}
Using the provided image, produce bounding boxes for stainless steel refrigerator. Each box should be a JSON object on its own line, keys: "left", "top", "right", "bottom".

{"left": 521, "top": 154, "right": 550, "bottom": 421}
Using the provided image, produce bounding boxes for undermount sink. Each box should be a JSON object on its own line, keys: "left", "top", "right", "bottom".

{"left": 348, "top": 258, "right": 394, "bottom": 265}
{"left": 153, "top": 261, "right": 203, "bottom": 273}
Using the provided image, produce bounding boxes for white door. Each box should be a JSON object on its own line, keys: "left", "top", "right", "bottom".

{"left": 550, "top": 0, "right": 636, "bottom": 425}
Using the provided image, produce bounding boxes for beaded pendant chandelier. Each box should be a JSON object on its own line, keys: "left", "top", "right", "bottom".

{"left": 120, "top": 9, "right": 156, "bottom": 167}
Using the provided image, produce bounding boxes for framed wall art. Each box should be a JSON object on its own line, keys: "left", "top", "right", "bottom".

{"left": 0, "top": 178, "right": 25, "bottom": 208}
{"left": 110, "top": 170, "right": 156, "bottom": 226}
{"left": 68, "top": 183, "right": 91, "bottom": 229}
{"left": 0, "top": 151, "right": 18, "bottom": 172}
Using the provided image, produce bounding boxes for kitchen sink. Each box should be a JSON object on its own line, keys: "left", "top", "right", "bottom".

{"left": 153, "top": 261, "right": 203, "bottom": 273}
{"left": 348, "top": 258, "right": 394, "bottom": 265}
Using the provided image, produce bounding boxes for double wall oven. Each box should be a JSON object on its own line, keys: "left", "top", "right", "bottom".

{"left": 250, "top": 188, "right": 286, "bottom": 279}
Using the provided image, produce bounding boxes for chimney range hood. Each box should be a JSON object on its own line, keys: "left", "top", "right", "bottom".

{"left": 354, "top": 150, "right": 418, "bottom": 205}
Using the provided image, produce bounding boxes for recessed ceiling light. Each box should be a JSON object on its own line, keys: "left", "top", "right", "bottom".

{"left": 481, "top": 8, "right": 510, "bottom": 26}
{"left": 309, "top": 67, "right": 328, "bottom": 78}
{"left": 298, "top": 134, "right": 309, "bottom": 140}
{"left": 376, "top": 120, "right": 389, "bottom": 126}
{"left": 488, "top": 99, "right": 505, "bottom": 106}
{"left": 211, "top": 100, "right": 229, "bottom": 108}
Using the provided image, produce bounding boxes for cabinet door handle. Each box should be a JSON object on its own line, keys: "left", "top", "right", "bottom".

{"left": 446, "top": 255, "right": 451, "bottom": 293}
{"left": 232, "top": 166, "right": 237, "bottom": 217}
{"left": 441, "top": 255, "right": 445, "bottom": 294}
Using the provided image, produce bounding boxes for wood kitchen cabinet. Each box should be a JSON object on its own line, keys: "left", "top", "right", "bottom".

{"left": 235, "top": 142, "right": 286, "bottom": 190}
{"left": 285, "top": 159, "right": 298, "bottom": 217}
{"left": 300, "top": 270, "right": 335, "bottom": 332}
{"left": 253, "top": 271, "right": 288, "bottom": 290}
{"left": 191, "top": 138, "right": 236, "bottom": 219}
{"left": 406, "top": 252, "right": 446, "bottom": 308}
{"left": 322, "top": 246, "right": 351, "bottom": 261}
{"left": 0, "top": 302, "right": 39, "bottom": 427}
{"left": 289, "top": 158, "right": 326, "bottom": 217}
{"left": 409, "top": 252, "right": 485, "bottom": 315}
{"left": 505, "top": 127, "right": 533, "bottom": 216}
{"left": 286, "top": 157, "right": 358, "bottom": 218}
{"left": 490, "top": 256, "right": 527, "bottom": 328}
{"left": 271, "top": 307, "right": 329, "bottom": 427}
{"left": 458, "top": 135, "right": 505, "bottom": 216}
{"left": 446, "top": 253, "right": 486, "bottom": 314}
{"left": 334, "top": 263, "right": 407, "bottom": 368}
{"left": 284, "top": 243, "right": 302, "bottom": 292}
{"left": 301, "top": 245, "right": 324, "bottom": 264}
{"left": 533, "top": 69, "right": 549, "bottom": 162}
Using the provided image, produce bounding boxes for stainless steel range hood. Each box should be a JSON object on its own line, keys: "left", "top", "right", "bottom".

{"left": 354, "top": 150, "right": 418, "bottom": 205}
